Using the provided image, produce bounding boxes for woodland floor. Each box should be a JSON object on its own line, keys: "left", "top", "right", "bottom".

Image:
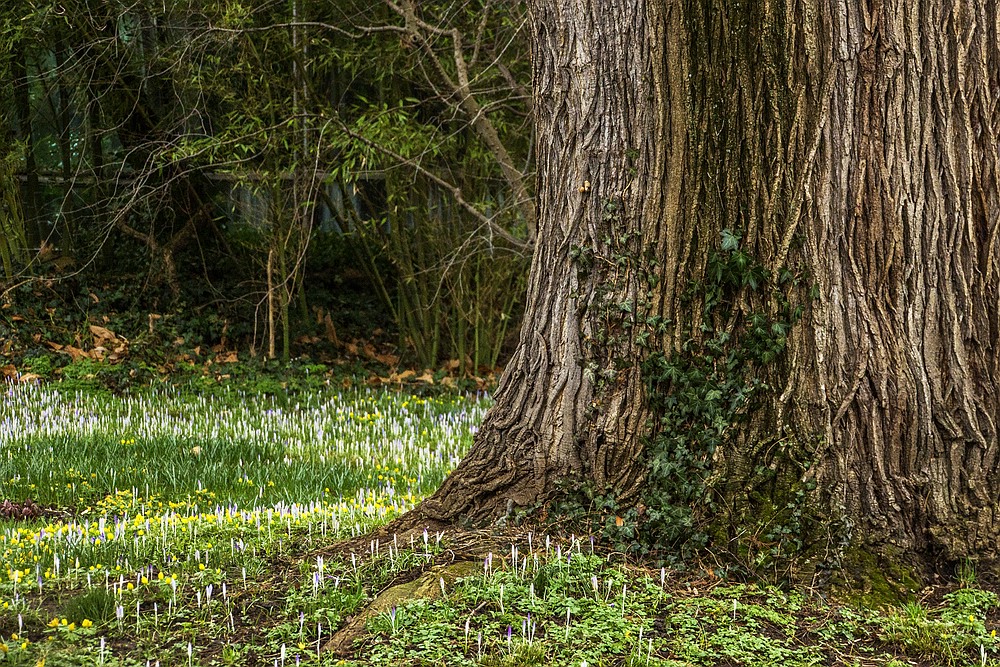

{"left": 1, "top": 290, "right": 998, "bottom": 666}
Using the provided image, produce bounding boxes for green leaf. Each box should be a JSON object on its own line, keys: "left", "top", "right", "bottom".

{"left": 720, "top": 228, "right": 740, "bottom": 252}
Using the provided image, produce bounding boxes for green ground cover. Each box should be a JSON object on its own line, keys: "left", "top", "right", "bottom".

{"left": 1, "top": 381, "right": 998, "bottom": 666}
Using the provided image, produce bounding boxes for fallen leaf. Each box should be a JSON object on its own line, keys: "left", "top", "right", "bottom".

{"left": 324, "top": 313, "right": 339, "bottom": 345}
{"left": 89, "top": 325, "right": 117, "bottom": 343}
{"left": 63, "top": 346, "right": 89, "bottom": 361}
{"left": 375, "top": 353, "right": 399, "bottom": 366}
{"left": 217, "top": 351, "right": 239, "bottom": 364}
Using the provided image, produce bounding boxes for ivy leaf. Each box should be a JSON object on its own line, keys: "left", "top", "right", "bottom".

{"left": 720, "top": 228, "right": 740, "bottom": 252}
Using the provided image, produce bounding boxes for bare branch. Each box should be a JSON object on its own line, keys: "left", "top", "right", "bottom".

{"left": 334, "top": 118, "right": 529, "bottom": 252}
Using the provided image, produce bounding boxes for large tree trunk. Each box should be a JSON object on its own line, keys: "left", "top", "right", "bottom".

{"left": 420, "top": 0, "right": 687, "bottom": 522}
{"left": 780, "top": 0, "right": 1000, "bottom": 565}
{"left": 419, "top": 0, "right": 1000, "bottom": 570}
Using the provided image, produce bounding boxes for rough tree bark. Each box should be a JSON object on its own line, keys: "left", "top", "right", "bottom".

{"left": 781, "top": 0, "right": 1000, "bottom": 565}
{"left": 419, "top": 0, "right": 687, "bottom": 521}
{"left": 417, "top": 0, "right": 1000, "bottom": 569}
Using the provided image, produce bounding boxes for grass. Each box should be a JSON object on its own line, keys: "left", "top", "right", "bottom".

{"left": 1, "top": 380, "right": 999, "bottom": 666}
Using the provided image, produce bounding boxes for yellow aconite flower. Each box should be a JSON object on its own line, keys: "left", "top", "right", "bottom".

{"left": 47, "top": 618, "right": 59, "bottom": 628}
{"left": 81, "top": 619, "right": 93, "bottom": 628}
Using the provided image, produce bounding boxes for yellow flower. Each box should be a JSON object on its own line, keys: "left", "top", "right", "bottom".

{"left": 47, "top": 618, "right": 59, "bottom": 628}
{"left": 81, "top": 619, "right": 93, "bottom": 628}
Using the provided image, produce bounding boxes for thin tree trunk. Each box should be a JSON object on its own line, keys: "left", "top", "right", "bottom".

{"left": 12, "top": 45, "right": 43, "bottom": 249}
{"left": 53, "top": 43, "right": 78, "bottom": 252}
{"left": 268, "top": 249, "right": 277, "bottom": 360}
